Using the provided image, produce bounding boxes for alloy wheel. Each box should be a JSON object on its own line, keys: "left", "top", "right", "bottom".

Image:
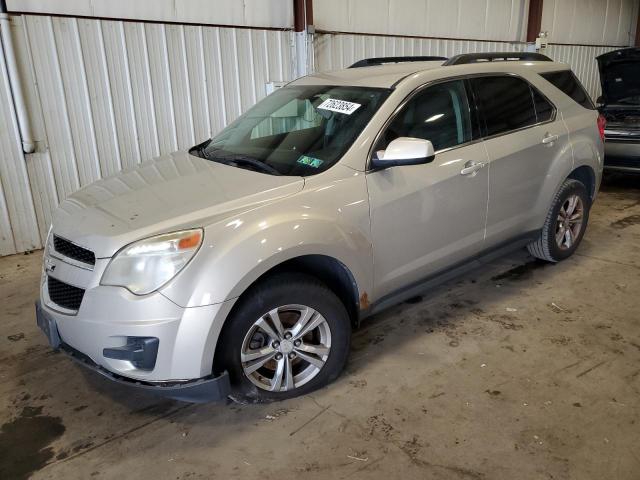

{"left": 555, "top": 194, "right": 584, "bottom": 250}
{"left": 240, "top": 304, "right": 332, "bottom": 392}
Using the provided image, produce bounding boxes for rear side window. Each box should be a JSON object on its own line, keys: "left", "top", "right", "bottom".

{"left": 532, "top": 87, "right": 554, "bottom": 122}
{"left": 471, "top": 76, "right": 537, "bottom": 137}
{"left": 541, "top": 71, "right": 595, "bottom": 110}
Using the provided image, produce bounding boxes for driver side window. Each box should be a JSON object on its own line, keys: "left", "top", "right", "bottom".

{"left": 377, "top": 80, "right": 474, "bottom": 153}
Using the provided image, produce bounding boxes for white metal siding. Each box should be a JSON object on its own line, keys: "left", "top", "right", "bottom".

{"left": 542, "top": 0, "right": 639, "bottom": 46}
{"left": 0, "top": 32, "right": 40, "bottom": 255}
{"left": 314, "top": 0, "right": 529, "bottom": 42}
{"left": 314, "top": 32, "right": 525, "bottom": 71}
{"left": 7, "top": 0, "right": 294, "bottom": 30}
{"left": 314, "top": 0, "right": 638, "bottom": 47}
{"left": 314, "top": 32, "right": 618, "bottom": 100}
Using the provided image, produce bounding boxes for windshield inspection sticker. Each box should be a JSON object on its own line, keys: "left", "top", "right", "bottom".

{"left": 317, "top": 98, "right": 362, "bottom": 115}
{"left": 297, "top": 155, "right": 324, "bottom": 168}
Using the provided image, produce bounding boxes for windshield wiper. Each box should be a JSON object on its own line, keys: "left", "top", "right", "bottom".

{"left": 201, "top": 148, "right": 281, "bottom": 176}
{"left": 189, "top": 139, "right": 213, "bottom": 159}
{"left": 194, "top": 145, "right": 282, "bottom": 175}
{"left": 223, "top": 156, "right": 282, "bottom": 176}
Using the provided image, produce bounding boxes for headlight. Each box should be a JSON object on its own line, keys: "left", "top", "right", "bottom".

{"left": 101, "top": 229, "right": 203, "bottom": 295}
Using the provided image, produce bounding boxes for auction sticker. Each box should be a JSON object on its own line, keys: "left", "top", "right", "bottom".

{"left": 317, "top": 98, "right": 361, "bottom": 115}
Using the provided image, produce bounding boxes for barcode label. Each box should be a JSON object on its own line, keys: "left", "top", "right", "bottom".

{"left": 317, "top": 98, "right": 362, "bottom": 115}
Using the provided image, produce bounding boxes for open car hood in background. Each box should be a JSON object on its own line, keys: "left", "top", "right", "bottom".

{"left": 597, "top": 48, "right": 640, "bottom": 105}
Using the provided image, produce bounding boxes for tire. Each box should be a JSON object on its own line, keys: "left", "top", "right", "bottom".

{"left": 527, "top": 179, "right": 590, "bottom": 262}
{"left": 214, "top": 272, "right": 351, "bottom": 402}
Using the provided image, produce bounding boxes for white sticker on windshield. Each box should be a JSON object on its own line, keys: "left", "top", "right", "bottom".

{"left": 317, "top": 98, "right": 362, "bottom": 115}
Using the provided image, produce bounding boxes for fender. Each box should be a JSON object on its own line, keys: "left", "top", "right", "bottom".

{"left": 532, "top": 107, "right": 602, "bottom": 232}
{"left": 160, "top": 167, "right": 374, "bottom": 309}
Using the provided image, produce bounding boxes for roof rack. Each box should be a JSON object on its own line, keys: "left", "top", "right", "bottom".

{"left": 349, "top": 56, "right": 448, "bottom": 68}
{"left": 443, "top": 52, "right": 553, "bottom": 66}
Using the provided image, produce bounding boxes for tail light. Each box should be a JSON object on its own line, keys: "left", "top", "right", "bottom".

{"left": 597, "top": 114, "right": 606, "bottom": 143}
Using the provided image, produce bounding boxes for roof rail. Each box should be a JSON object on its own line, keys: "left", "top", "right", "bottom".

{"left": 443, "top": 52, "right": 553, "bottom": 66}
{"left": 349, "top": 56, "right": 448, "bottom": 68}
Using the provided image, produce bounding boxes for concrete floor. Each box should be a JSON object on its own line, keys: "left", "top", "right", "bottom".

{"left": 1, "top": 175, "right": 639, "bottom": 480}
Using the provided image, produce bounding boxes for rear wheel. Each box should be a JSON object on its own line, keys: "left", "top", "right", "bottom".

{"left": 527, "top": 179, "right": 590, "bottom": 262}
{"left": 215, "top": 273, "right": 351, "bottom": 402}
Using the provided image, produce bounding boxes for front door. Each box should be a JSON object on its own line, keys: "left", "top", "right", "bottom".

{"left": 367, "top": 80, "right": 489, "bottom": 299}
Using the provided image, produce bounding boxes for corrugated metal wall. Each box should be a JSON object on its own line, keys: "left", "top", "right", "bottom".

{"left": 314, "top": 33, "right": 525, "bottom": 70}
{"left": 7, "top": 0, "right": 294, "bottom": 30}
{"left": 0, "top": 14, "right": 294, "bottom": 255}
{"left": 0, "top": 32, "right": 40, "bottom": 255}
{"left": 313, "top": 0, "right": 638, "bottom": 47}
{"left": 314, "top": 0, "right": 529, "bottom": 41}
{"left": 313, "top": 32, "right": 617, "bottom": 101}
{"left": 542, "top": 0, "right": 639, "bottom": 46}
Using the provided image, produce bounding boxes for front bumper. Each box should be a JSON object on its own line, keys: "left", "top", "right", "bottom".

{"left": 36, "top": 300, "right": 231, "bottom": 403}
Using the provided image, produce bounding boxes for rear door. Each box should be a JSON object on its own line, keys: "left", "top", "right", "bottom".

{"left": 470, "top": 75, "right": 569, "bottom": 246}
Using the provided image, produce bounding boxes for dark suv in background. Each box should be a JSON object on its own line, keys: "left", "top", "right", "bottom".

{"left": 596, "top": 48, "right": 640, "bottom": 174}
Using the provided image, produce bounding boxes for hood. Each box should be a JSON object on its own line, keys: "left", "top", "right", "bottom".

{"left": 597, "top": 48, "right": 640, "bottom": 105}
{"left": 52, "top": 151, "right": 304, "bottom": 257}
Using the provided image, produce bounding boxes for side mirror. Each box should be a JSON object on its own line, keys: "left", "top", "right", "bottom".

{"left": 371, "top": 137, "right": 435, "bottom": 169}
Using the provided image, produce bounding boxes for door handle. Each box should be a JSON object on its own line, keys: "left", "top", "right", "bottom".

{"left": 542, "top": 134, "right": 559, "bottom": 144}
{"left": 460, "top": 161, "right": 487, "bottom": 176}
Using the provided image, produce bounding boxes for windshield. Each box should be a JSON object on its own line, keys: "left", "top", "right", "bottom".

{"left": 193, "top": 85, "right": 390, "bottom": 176}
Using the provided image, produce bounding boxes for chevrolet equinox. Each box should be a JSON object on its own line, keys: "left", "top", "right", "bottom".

{"left": 37, "top": 52, "right": 604, "bottom": 403}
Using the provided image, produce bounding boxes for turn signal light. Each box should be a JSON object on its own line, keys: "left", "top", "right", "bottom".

{"left": 178, "top": 231, "right": 203, "bottom": 250}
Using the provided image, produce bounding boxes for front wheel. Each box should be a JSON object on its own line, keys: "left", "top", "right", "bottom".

{"left": 527, "top": 179, "right": 591, "bottom": 262}
{"left": 215, "top": 273, "right": 351, "bottom": 402}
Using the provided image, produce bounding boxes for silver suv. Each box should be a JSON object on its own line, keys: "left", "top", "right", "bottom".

{"left": 37, "top": 53, "right": 604, "bottom": 403}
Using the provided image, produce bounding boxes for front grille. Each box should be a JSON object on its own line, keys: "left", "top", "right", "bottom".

{"left": 47, "top": 276, "right": 85, "bottom": 311}
{"left": 53, "top": 235, "right": 95, "bottom": 266}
